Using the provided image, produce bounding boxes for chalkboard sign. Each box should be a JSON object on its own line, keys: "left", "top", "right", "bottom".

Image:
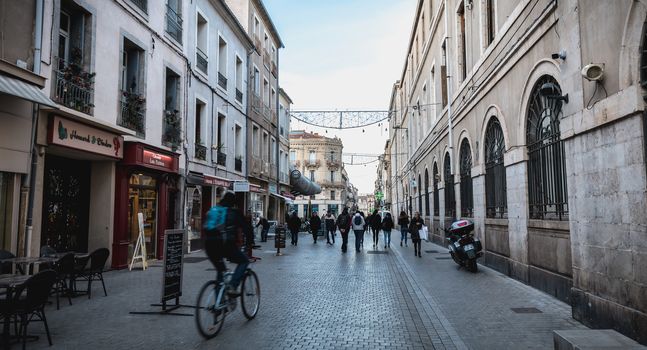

{"left": 275, "top": 225, "right": 286, "bottom": 249}
{"left": 161, "top": 229, "right": 185, "bottom": 303}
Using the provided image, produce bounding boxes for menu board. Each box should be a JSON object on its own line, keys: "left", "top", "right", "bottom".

{"left": 161, "top": 229, "right": 185, "bottom": 302}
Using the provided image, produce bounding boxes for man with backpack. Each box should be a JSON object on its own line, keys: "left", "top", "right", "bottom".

{"left": 203, "top": 191, "right": 249, "bottom": 297}
{"left": 351, "top": 211, "right": 366, "bottom": 253}
{"left": 336, "top": 207, "right": 351, "bottom": 253}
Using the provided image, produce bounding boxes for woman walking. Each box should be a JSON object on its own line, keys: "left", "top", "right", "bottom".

{"left": 381, "top": 212, "right": 394, "bottom": 248}
{"left": 398, "top": 211, "right": 409, "bottom": 247}
{"left": 288, "top": 211, "right": 301, "bottom": 246}
{"left": 370, "top": 210, "right": 382, "bottom": 249}
{"left": 310, "top": 211, "right": 321, "bottom": 244}
{"left": 409, "top": 212, "right": 424, "bottom": 257}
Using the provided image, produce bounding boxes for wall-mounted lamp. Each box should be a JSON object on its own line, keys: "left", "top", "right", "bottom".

{"left": 551, "top": 50, "right": 567, "bottom": 61}
{"left": 540, "top": 82, "right": 569, "bottom": 103}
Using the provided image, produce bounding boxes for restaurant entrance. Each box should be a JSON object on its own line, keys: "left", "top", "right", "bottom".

{"left": 41, "top": 155, "right": 90, "bottom": 252}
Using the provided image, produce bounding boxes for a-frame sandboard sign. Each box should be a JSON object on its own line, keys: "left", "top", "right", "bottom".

{"left": 129, "top": 212, "right": 148, "bottom": 271}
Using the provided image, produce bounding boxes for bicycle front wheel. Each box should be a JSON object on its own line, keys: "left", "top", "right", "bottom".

{"left": 240, "top": 269, "right": 260, "bottom": 319}
{"left": 195, "top": 280, "right": 227, "bottom": 339}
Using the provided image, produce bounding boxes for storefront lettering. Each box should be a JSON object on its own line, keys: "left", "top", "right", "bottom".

{"left": 50, "top": 116, "right": 124, "bottom": 159}
{"left": 143, "top": 150, "right": 173, "bottom": 169}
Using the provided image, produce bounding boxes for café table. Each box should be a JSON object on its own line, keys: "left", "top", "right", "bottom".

{"left": 0, "top": 257, "right": 59, "bottom": 275}
{"left": 0, "top": 274, "right": 31, "bottom": 350}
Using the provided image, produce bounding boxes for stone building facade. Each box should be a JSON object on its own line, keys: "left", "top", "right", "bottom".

{"left": 387, "top": 0, "right": 647, "bottom": 343}
{"left": 289, "top": 131, "right": 347, "bottom": 218}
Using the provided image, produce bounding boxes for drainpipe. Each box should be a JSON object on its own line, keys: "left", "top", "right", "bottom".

{"left": 23, "top": 0, "right": 44, "bottom": 257}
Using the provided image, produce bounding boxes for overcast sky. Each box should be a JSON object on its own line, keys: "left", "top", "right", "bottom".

{"left": 264, "top": 0, "right": 417, "bottom": 194}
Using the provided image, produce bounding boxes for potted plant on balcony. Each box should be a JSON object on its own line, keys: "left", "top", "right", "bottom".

{"left": 214, "top": 142, "right": 227, "bottom": 165}
{"left": 122, "top": 79, "right": 146, "bottom": 132}
{"left": 163, "top": 105, "right": 182, "bottom": 150}
{"left": 58, "top": 47, "right": 95, "bottom": 112}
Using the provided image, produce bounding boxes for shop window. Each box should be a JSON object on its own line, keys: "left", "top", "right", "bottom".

{"left": 485, "top": 117, "right": 507, "bottom": 218}
{"left": 526, "top": 76, "right": 568, "bottom": 220}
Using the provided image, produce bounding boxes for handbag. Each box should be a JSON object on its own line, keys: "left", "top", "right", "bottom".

{"left": 420, "top": 226, "right": 429, "bottom": 241}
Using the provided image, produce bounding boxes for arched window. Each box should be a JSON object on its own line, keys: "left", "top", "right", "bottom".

{"left": 526, "top": 75, "right": 568, "bottom": 220}
{"left": 433, "top": 163, "right": 439, "bottom": 216}
{"left": 459, "top": 139, "right": 473, "bottom": 217}
{"left": 417, "top": 174, "right": 422, "bottom": 214}
{"left": 424, "top": 169, "right": 430, "bottom": 216}
{"left": 444, "top": 153, "right": 455, "bottom": 219}
{"left": 485, "top": 117, "right": 507, "bottom": 218}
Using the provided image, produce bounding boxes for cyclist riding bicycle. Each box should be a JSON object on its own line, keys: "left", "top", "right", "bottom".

{"left": 203, "top": 191, "right": 250, "bottom": 297}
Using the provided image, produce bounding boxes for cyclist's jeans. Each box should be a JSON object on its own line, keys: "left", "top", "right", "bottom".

{"left": 205, "top": 240, "right": 250, "bottom": 289}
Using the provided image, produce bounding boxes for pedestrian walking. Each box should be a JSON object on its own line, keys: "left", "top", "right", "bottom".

{"left": 336, "top": 208, "right": 352, "bottom": 253}
{"left": 255, "top": 216, "right": 270, "bottom": 242}
{"left": 288, "top": 211, "right": 301, "bottom": 246}
{"left": 352, "top": 211, "right": 366, "bottom": 253}
{"left": 370, "top": 209, "right": 382, "bottom": 249}
{"left": 324, "top": 212, "right": 336, "bottom": 245}
{"left": 310, "top": 211, "right": 321, "bottom": 244}
{"left": 398, "top": 211, "right": 410, "bottom": 247}
{"left": 409, "top": 212, "right": 424, "bottom": 257}
{"left": 381, "top": 212, "right": 394, "bottom": 248}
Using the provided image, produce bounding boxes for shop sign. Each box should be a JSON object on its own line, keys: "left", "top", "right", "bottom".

{"left": 269, "top": 183, "right": 277, "bottom": 194}
{"left": 250, "top": 184, "right": 266, "bottom": 193}
{"left": 49, "top": 115, "right": 123, "bottom": 158}
{"left": 204, "top": 175, "right": 230, "bottom": 187}
{"left": 281, "top": 191, "right": 296, "bottom": 200}
{"left": 233, "top": 181, "right": 250, "bottom": 192}
{"left": 143, "top": 150, "right": 173, "bottom": 169}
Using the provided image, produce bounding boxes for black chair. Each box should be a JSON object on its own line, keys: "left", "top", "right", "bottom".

{"left": 39, "top": 246, "right": 57, "bottom": 258}
{"left": 11, "top": 270, "right": 57, "bottom": 349}
{"left": 75, "top": 248, "right": 109, "bottom": 299}
{"left": 52, "top": 253, "right": 74, "bottom": 309}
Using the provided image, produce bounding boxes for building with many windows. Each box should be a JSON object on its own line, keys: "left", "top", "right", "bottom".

{"left": 289, "top": 131, "right": 346, "bottom": 218}
{"left": 387, "top": 0, "right": 647, "bottom": 343}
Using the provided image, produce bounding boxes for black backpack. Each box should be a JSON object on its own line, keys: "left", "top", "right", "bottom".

{"left": 353, "top": 215, "right": 362, "bottom": 226}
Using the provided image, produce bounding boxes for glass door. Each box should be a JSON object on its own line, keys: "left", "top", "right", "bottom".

{"left": 128, "top": 174, "right": 158, "bottom": 260}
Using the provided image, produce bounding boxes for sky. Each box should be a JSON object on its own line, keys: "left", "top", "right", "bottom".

{"left": 264, "top": 0, "right": 417, "bottom": 194}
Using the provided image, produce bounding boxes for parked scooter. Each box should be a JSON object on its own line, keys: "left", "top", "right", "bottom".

{"left": 444, "top": 219, "right": 483, "bottom": 272}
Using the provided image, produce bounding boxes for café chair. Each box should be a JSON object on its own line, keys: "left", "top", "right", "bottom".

{"left": 39, "top": 246, "right": 57, "bottom": 258}
{"left": 52, "top": 253, "right": 75, "bottom": 309}
{"left": 74, "top": 248, "right": 109, "bottom": 299}
{"left": 11, "top": 270, "right": 57, "bottom": 349}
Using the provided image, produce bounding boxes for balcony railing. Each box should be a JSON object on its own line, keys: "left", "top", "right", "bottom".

{"left": 235, "top": 157, "right": 242, "bottom": 172}
{"left": 196, "top": 47, "right": 208, "bottom": 73}
{"left": 306, "top": 159, "right": 321, "bottom": 168}
{"left": 195, "top": 144, "right": 207, "bottom": 160}
{"left": 217, "top": 72, "right": 227, "bottom": 90}
{"left": 216, "top": 151, "right": 226, "bottom": 166}
{"left": 251, "top": 156, "right": 262, "bottom": 174}
{"left": 130, "top": 0, "right": 147, "bottom": 13}
{"left": 119, "top": 90, "right": 145, "bottom": 136}
{"left": 53, "top": 57, "right": 95, "bottom": 115}
{"left": 326, "top": 159, "right": 341, "bottom": 169}
{"left": 235, "top": 88, "right": 243, "bottom": 103}
{"left": 165, "top": 4, "right": 182, "bottom": 43}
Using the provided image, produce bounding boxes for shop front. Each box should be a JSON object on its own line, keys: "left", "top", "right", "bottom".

{"left": 113, "top": 142, "right": 179, "bottom": 269}
{"left": 185, "top": 173, "right": 231, "bottom": 252}
{"left": 41, "top": 115, "right": 124, "bottom": 256}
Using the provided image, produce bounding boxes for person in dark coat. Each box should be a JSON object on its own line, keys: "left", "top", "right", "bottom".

{"left": 381, "top": 212, "right": 394, "bottom": 249}
{"left": 409, "top": 211, "right": 424, "bottom": 257}
{"left": 336, "top": 208, "right": 352, "bottom": 253}
{"left": 255, "top": 216, "right": 270, "bottom": 242}
{"left": 288, "top": 211, "right": 301, "bottom": 246}
{"left": 324, "top": 212, "right": 336, "bottom": 245}
{"left": 398, "top": 211, "right": 410, "bottom": 247}
{"left": 310, "top": 211, "right": 321, "bottom": 244}
{"left": 370, "top": 209, "right": 382, "bottom": 249}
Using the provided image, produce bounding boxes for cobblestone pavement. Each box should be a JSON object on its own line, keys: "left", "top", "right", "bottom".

{"left": 27, "top": 231, "right": 585, "bottom": 349}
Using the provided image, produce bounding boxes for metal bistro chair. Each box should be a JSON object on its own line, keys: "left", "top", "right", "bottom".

{"left": 52, "top": 253, "right": 74, "bottom": 309}
{"left": 10, "top": 270, "right": 57, "bottom": 350}
{"left": 74, "top": 248, "right": 109, "bottom": 299}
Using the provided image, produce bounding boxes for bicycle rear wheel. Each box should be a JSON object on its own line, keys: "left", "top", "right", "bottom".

{"left": 195, "top": 280, "right": 227, "bottom": 339}
{"left": 240, "top": 269, "right": 260, "bottom": 319}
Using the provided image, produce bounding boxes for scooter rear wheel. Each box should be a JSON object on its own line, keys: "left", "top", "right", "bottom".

{"left": 467, "top": 259, "right": 478, "bottom": 273}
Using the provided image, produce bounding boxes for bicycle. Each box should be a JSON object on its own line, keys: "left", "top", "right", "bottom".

{"left": 195, "top": 267, "right": 260, "bottom": 339}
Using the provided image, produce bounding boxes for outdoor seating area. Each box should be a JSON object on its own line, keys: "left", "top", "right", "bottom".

{"left": 0, "top": 247, "right": 110, "bottom": 349}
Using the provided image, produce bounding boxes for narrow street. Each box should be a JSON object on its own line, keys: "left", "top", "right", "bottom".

{"left": 32, "top": 232, "right": 584, "bottom": 350}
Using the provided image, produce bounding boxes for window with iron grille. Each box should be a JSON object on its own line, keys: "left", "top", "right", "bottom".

{"left": 485, "top": 117, "right": 507, "bottom": 218}
{"left": 424, "top": 169, "right": 430, "bottom": 216}
{"left": 433, "top": 163, "right": 439, "bottom": 216}
{"left": 526, "top": 75, "right": 568, "bottom": 220}
{"left": 418, "top": 174, "right": 422, "bottom": 215}
{"left": 459, "top": 139, "right": 473, "bottom": 217}
{"left": 443, "top": 153, "right": 455, "bottom": 219}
